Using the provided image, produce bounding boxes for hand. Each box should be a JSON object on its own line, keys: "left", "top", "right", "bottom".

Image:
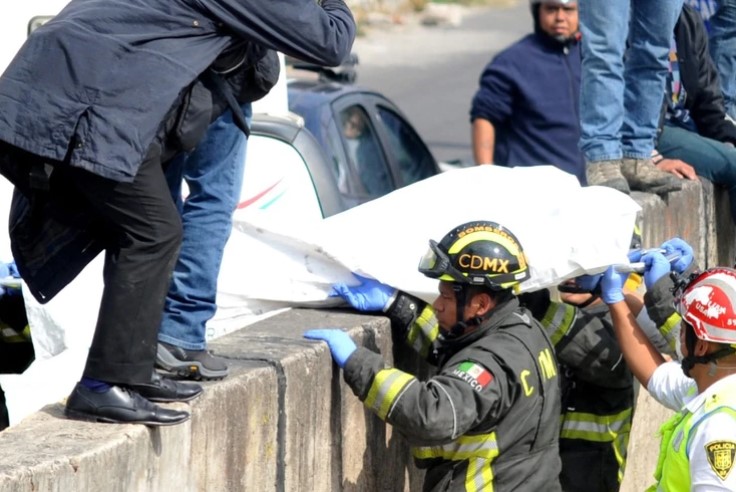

{"left": 642, "top": 251, "right": 672, "bottom": 289}
{"left": 330, "top": 274, "right": 397, "bottom": 312}
{"left": 601, "top": 266, "right": 625, "bottom": 304}
{"left": 660, "top": 237, "right": 693, "bottom": 273}
{"left": 655, "top": 158, "right": 698, "bottom": 180}
{"left": 304, "top": 329, "right": 357, "bottom": 368}
{"left": 576, "top": 273, "right": 602, "bottom": 292}
{"left": 0, "top": 262, "right": 9, "bottom": 298}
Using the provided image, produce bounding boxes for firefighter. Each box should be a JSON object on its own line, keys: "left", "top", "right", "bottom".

{"left": 521, "top": 277, "right": 635, "bottom": 491}
{"left": 601, "top": 238, "right": 736, "bottom": 490}
{"left": 304, "top": 220, "right": 562, "bottom": 492}
{"left": 518, "top": 227, "right": 653, "bottom": 491}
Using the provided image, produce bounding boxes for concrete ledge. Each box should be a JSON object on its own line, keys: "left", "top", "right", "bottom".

{"left": 0, "top": 309, "right": 423, "bottom": 492}
{"left": 0, "top": 180, "right": 733, "bottom": 491}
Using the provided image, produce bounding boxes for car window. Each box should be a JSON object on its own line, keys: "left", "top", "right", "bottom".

{"left": 376, "top": 106, "right": 437, "bottom": 186}
{"left": 338, "top": 105, "right": 393, "bottom": 199}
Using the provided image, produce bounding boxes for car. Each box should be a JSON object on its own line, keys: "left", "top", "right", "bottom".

{"left": 286, "top": 57, "right": 443, "bottom": 210}
{"left": 239, "top": 112, "right": 347, "bottom": 221}
{"left": 237, "top": 56, "right": 445, "bottom": 223}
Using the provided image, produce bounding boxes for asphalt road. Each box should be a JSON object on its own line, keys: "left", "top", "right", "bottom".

{"left": 352, "top": 0, "right": 530, "bottom": 165}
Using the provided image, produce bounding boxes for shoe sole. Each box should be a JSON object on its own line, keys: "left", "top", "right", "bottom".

{"left": 64, "top": 408, "right": 190, "bottom": 427}
{"left": 156, "top": 345, "right": 229, "bottom": 381}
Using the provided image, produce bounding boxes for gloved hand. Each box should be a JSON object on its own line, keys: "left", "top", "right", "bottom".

{"left": 661, "top": 237, "right": 693, "bottom": 274}
{"left": 304, "top": 329, "right": 357, "bottom": 368}
{"left": 627, "top": 248, "right": 642, "bottom": 263}
{"left": 330, "top": 274, "right": 397, "bottom": 312}
{"left": 601, "top": 266, "right": 625, "bottom": 304}
{"left": 642, "top": 251, "right": 672, "bottom": 290}
{"left": 0, "top": 261, "right": 21, "bottom": 298}
{"left": 576, "top": 273, "right": 602, "bottom": 292}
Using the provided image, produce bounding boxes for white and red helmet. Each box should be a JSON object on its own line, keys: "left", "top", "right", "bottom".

{"left": 676, "top": 267, "right": 736, "bottom": 344}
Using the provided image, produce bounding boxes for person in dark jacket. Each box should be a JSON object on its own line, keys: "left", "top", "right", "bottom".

{"left": 0, "top": 0, "right": 355, "bottom": 426}
{"left": 305, "top": 221, "right": 562, "bottom": 492}
{"left": 470, "top": 0, "right": 585, "bottom": 184}
{"left": 654, "top": 3, "right": 736, "bottom": 223}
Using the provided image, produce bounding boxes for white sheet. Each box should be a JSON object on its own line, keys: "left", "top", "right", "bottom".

{"left": 0, "top": 164, "right": 640, "bottom": 425}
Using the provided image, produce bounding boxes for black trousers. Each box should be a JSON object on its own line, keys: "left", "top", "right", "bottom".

{"left": 0, "top": 142, "right": 182, "bottom": 386}
{"left": 60, "top": 150, "right": 182, "bottom": 385}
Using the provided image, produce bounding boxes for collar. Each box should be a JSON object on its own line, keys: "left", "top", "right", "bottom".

{"left": 685, "top": 373, "right": 736, "bottom": 413}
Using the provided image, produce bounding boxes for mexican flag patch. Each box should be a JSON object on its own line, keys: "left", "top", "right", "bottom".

{"left": 454, "top": 361, "right": 493, "bottom": 392}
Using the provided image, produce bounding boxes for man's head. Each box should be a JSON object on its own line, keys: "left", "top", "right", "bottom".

{"left": 530, "top": 0, "right": 579, "bottom": 42}
{"left": 418, "top": 220, "right": 530, "bottom": 335}
{"left": 675, "top": 267, "right": 736, "bottom": 378}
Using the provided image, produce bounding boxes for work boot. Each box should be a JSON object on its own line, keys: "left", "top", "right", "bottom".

{"left": 621, "top": 158, "right": 682, "bottom": 195}
{"left": 156, "top": 342, "right": 229, "bottom": 381}
{"left": 585, "top": 159, "right": 630, "bottom": 194}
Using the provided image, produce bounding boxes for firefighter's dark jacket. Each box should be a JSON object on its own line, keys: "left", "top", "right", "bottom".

{"left": 343, "top": 293, "right": 562, "bottom": 492}
{"left": 643, "top": 261, "right": 700, "bottom": 356}
{"left": 536, "top": 297, "right": 634, "bottom": 491}
{"left": 665, "top": 4, "right": 736, "bottom": 144}
{"left": 0, "top": 0, "right": 355, "bottom": 303}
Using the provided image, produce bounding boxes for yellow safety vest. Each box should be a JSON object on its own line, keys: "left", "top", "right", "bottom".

{"left": 648, "top": 379, "right": 736, "bottom": 491}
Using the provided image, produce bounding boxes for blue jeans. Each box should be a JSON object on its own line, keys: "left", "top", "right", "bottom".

{"left": 657, "top": 123, "right": 736, "bottom": 221}
{"left": 579, "top": 0, "right": 684, "bottom": 161}
{"left": 159, "top": 104, "right": 252, "bottom": 350}
{"left": 709, "top": 0, "right": 736, "bottom": 120}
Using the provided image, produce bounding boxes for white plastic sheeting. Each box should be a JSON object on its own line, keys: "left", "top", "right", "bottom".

{"left": 0, "top": 164, "right": 640, "bottom": 425}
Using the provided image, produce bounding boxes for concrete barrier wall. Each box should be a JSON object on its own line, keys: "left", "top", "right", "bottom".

{"left": 0, "top": 180, "right": 732, "bottom": 491}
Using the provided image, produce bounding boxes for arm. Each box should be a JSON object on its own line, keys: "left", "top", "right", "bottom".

{"left": 204, "top": 0, "right": 356, "bottom": 67}
{"left": 608, "top": 299, "right": 665, "bottom": 387}
{"left": 472, "top": 118, "right": 496, "bottom": 165}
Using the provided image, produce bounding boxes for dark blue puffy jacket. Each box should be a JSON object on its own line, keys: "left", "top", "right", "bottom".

{"left": 470, "top": 33, "right": 585, "bottom": 185}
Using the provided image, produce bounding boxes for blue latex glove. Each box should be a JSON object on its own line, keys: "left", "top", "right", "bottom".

{"left": 575, "top": 273, "right": 602, "bottom": 292}
{"left": 330, "top": 274, "right": 397, "bottom": 312}
{"left": 601, "top": 266, "right": 625, "bottom": 304}
{"left": 304, "top": 329, "right": 357, "bottom": 368}
{"left": 0, "top": 264, "right": 7, "bottom": 298}
{"left": 0, "top": 261, "right": 22, "bottom": 298}
{"left": 661, "top": 237, "right": 693, "bottom": 274}
{"left": 642, "top": 251, "right": 672, "bottom": 290}
{"left": 627, "top": 249, "right": 642, "bottom": 263}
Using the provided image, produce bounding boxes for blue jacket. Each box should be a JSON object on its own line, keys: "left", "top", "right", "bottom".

{"left": 470, "top": 33, "right": 585, "bottom": 184}
{"left": 0, "top": 0, "right": 355, "bottom": 182}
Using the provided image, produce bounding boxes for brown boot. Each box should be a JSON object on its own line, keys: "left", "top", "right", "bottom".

{"left": 621, "top": 158, "right": 682, "bottom": 194}
{"left": 585, "top": 159, "right": 630, "bottom": 194}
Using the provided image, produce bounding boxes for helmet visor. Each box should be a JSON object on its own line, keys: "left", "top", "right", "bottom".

{"left": 418, "top": 240, "right": 466, "bottom": 283}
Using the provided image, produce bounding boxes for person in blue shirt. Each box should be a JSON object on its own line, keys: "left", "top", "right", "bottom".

{"left": 470, "top": 0, "right": 585, "bottom": 184}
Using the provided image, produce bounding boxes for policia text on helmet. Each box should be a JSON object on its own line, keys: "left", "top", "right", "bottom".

{"left": 418, "top": 221, "right": 530, "bottom": 338}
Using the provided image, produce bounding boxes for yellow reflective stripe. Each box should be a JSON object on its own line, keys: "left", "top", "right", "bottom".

{"left": 466, "top": 456, "right": 494, "bottom": 492}
{"left": 614, "top": 428, "right": 630, "bottom": 483}
{"left": 364, "top": 369, "right": 414, "bottom": 420}
{"left": 560, "top": 408, "right": 632, "bottom": 442}
{"left": 540, "top": 302, "right": 576, "bottom": 345}
{"left": 659, "top": 312, "right": 681, "bottom": 353}
{"left": 407, "top": 305, "right": 439, "bottom": 358}
{"left": 449, "top": 230, "right": 521, "bottom": 257}
{"left": 412, "top": 432, "right": 499, "bottom": 461}
{"left": 0, "top": 325, "right": 28, "bottom": 343}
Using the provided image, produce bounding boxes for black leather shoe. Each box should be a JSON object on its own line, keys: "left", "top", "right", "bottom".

{"left": 65, "top": 383, "right": 190, "bottom": 426}
{"left": 129, "top": 371, "right": 203, "bottom": 403}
